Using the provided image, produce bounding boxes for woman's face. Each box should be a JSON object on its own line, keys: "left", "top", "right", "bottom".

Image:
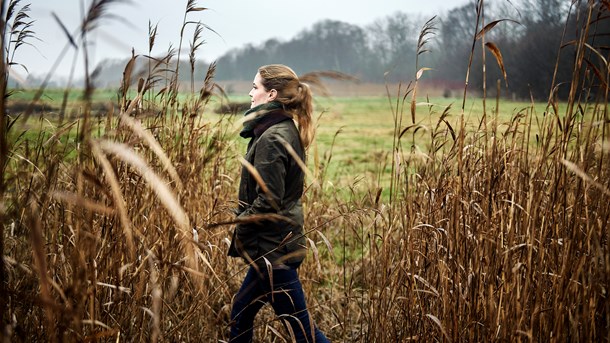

{"left": 249, "top": 72, "right": 275, "bottom": 108}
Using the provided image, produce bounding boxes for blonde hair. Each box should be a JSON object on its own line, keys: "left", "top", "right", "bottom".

{"left": 258, "top": 64, "right": 314, "bottom": 148}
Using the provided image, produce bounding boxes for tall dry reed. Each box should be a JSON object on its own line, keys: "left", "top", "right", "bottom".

{"left": 1, "top": 0, "right": 609, "bottom": 342}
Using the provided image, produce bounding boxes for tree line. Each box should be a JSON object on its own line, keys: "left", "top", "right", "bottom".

{"left": 215, "top": 0, "right": 608, "bottom": 100}
{"left": 40, "top": 0, "right": 609, "bottom": 101}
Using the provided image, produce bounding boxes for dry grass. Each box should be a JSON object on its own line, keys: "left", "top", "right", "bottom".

{"left": 1, "top": 0, "right": 609, "bottom": 342}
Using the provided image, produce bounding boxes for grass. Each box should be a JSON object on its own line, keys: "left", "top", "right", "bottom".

{"left": 1, "top": 0, "right": 609, "bottom": 342}
{"left": 13, "top": 90, "right": 558, "bottom": 200}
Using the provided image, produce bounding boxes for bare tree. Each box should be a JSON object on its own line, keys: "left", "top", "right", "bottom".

{"left": 367, "top": 12, "right": 423, "bottom": 81}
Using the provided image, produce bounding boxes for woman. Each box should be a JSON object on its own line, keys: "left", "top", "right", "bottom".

{"left": 228, "top": 64, "right": 329, "bottom": 342}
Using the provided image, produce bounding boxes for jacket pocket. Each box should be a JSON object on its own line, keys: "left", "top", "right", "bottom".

{"left": 277, "top": 230, "right": 306, "bottom": 262}
{"left": 232, "top": 224, "right": 259, "bottom": 261}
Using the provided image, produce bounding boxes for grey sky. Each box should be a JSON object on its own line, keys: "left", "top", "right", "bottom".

{"left": 15, "top": 0, "right": 470, "bottom": 79}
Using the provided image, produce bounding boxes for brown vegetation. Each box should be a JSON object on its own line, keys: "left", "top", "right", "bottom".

{"left": 1, "top": 0, "right": 609, "bottom": 342}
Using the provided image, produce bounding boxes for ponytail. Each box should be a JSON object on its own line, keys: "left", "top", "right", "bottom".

{"left": 291, "top": 82, "right": 313, "bottom": 148}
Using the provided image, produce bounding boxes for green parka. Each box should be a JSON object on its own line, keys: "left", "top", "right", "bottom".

{"left": 228, "top": 108, "right": 307, "bottom": 267}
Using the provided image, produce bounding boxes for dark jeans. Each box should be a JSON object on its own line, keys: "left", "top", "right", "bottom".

{"left": 229, "top": 265, "right": 330, "bottom": 343}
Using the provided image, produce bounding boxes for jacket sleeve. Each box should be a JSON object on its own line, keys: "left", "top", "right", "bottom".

{"left": 237, "top": 131, "right": 287, "bottom": 221}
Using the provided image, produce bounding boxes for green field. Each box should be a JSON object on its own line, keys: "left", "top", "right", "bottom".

{"left": 10, "top": 88, "right": 564, "bottom": 198}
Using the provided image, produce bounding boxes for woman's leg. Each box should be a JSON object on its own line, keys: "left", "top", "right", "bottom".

{"left": 267, "top": 268, "right": 330, "bottom": 343}
{"left": 229, "top": 267, "right": 267, "bottom": 343}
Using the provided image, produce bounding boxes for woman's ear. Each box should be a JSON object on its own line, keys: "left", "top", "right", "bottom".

{"left": 268, "top": 89, "right": 277, "bottom": 101}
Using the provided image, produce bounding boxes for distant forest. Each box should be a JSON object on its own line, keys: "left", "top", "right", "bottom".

{"left": 31, "top": 0, "right": 610, "bottom": 100}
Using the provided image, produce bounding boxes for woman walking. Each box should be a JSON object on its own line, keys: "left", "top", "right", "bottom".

{"left": 228, "top": 64, "right": 329, "bottom": 342}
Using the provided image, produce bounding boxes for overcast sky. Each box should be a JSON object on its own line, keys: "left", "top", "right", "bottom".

{"left": 14, "top": 0, "right": 471, "bottom": 79}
